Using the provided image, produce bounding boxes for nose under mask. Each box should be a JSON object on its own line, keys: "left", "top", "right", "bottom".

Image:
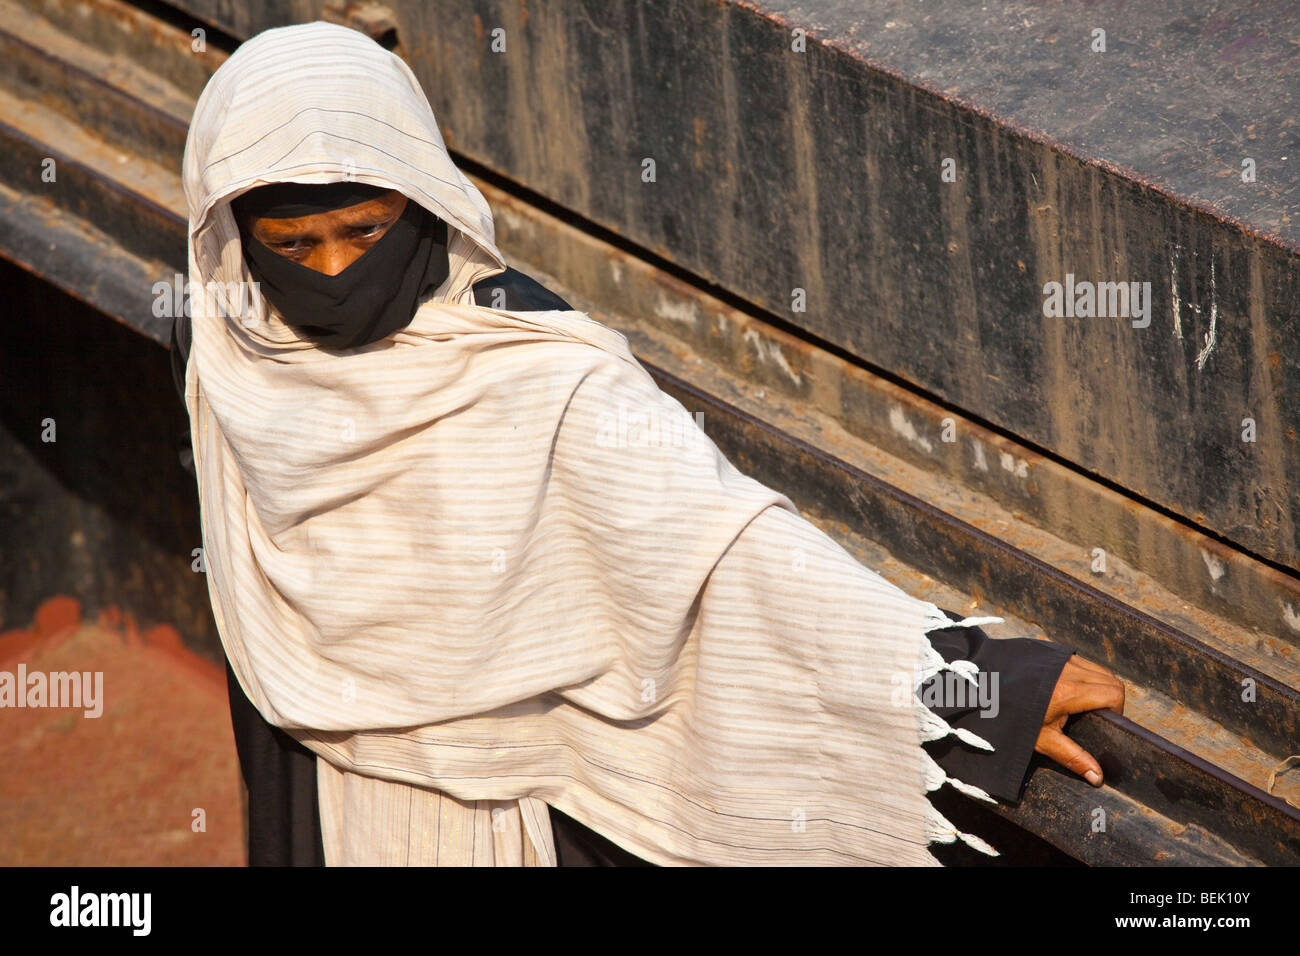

{"left": 233, "top": 183, "right": 451, "bottom": 350}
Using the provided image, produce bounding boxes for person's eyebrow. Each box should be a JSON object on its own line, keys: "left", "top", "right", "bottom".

{"left": 257, "top": 222, "right": 322, "bottom": 241}
{"left": 336, "top": 197, "right": 406, "bottom": 224}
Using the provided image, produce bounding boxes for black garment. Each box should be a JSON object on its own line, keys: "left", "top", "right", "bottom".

{"left": 225, "top": 659, "right": 326, "bottom": 866}
{"left": 236, "top": 195, "right": 451, "bottom": 350}
{"left": 923, "top": 610, "right": 1071, "bottom": 802}
{"left": 230, "top": 180, "right": 392, "bottom": 221}
{"left": 170, "top": 267, "right": 1070, "bottom": 865}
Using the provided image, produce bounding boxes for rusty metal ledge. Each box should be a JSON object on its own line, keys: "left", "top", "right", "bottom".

{"left": 0, "top": 178, "right": 174, "bottom": 344}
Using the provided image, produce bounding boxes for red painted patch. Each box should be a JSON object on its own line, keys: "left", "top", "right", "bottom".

{"left": 0, "top": 628, "right": 39, "bottom": 667}
{"left": 34, "top": 595, "right": 81, "bottom": 641}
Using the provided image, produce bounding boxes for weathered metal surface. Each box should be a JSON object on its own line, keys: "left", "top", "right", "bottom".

{"left": 0, "top": 177, "right": 176, "bottom": 345}
{"left": 752, "top": 0, "right": 1300, "bottom": 249}
{"left": 23, "top": 0, "right": 230, "bottom": 101}
{"left": 990, "top": 710, "right": 1300, "bottom": 867}
{"left": 978, "top": 745, "right": 1264, "bottom": 866}
{"left": 0, "top": 0, "right": 206, "bottom": 176}
{"left": 163, "top": 0, "right": 1300, "bottom": 572}
{"left": 0, "top": 103, "right": 187, "bottom": 268}
{"left": 480, "top": 173, "right": 1300, "bottom": 660}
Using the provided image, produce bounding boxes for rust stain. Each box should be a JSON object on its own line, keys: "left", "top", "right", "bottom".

{"left": 693, "top": 116, "right": 708, "bottom": 170}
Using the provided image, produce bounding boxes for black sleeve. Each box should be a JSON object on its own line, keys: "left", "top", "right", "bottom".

{"left": 472, "top": 266, "right": 573, "bottom": 312}
{"left": 920, "top": 608, "right": 1072, "bottom": 803}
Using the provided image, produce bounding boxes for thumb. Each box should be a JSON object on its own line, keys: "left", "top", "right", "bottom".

{"left": 1036, "top": 724, "right": 1104, "bottom": 786}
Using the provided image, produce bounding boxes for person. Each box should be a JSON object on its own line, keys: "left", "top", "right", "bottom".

{"left": 171, "top": 21, "right": 1124, "bottom": 866}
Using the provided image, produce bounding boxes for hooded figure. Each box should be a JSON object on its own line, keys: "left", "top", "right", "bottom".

{"left": 175, "top": 21, "right": 1084, "bottom": 865}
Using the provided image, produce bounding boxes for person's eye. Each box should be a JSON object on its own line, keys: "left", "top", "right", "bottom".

{"left": 270, "top": 239, "right": 307, "bottom": 254}
{"left": 351, "top": 222, "right": 388, "bottom": 239}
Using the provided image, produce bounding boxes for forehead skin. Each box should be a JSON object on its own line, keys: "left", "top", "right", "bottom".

{"left": 238, "top": 188, "right": 409, "bottom": 274}
{"left": 242, "top": 188, "right": 408, "bottom": 242}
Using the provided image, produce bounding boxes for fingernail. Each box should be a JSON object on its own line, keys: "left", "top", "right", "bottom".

{"left": 1085, "top": 770, "right": 1102, "bottom": 786}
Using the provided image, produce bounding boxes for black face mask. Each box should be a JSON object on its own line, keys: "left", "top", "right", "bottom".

{"left": 233, "top": 183, "right": 451, "bottom": 350}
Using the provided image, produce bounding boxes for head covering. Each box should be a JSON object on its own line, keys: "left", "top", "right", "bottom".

{"left": 234, "top": 185, "right": 451, "bottom": 349}
{"left": 181, "top": 21, "right": 998, "bottom": 866}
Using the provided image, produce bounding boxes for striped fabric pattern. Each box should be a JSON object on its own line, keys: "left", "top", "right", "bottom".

{"left": 181, "top": 21, "right": 994, "bottom": 865}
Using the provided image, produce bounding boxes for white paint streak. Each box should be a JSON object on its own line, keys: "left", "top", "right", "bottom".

{"left": 1200, "top": 548, "right": 1226, "bottom": 582}
{"left": 655, "top": 294, "right": 698, "bottom": 327}
{"left": 742, "top": 329, "right": 803, "bottom": 386}
{"left": 1195, "top": 259, "right": 1218, "bottom": 371}
{"left": 1169, "top": 247, "right": 1182, "bottom": 339}
{"left": 998, "top": 451, "right": 1029, "bottom": 478}
{"left": 1283, "top": 602, "right": 1300, "bottom": 633}
{"left": 971, "top": 440, "right": 988, "bottom": 472}
{"left": 767, "top": 343, "right": 801, "bottom": 385}
{"left": 889, "top": 405, "right": 933, "bottom": 453}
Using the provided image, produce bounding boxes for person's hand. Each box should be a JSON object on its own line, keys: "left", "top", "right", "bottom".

{"left": 1034, "top": 655, "right": 1125, "bottom": 786}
